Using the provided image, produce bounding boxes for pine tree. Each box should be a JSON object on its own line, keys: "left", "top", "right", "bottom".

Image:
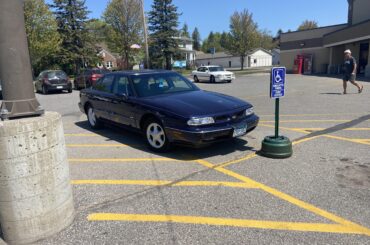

{"left": 181, "top": 23, "right": 190, "bottom": 37}
{"left": 148, "top": 0, "right": 180, "bottom": 70}
{"left": 192, "top": 27, "right": 201, "bottom": 51}
{"left": 50, "top": 0, "right": 96, "bottom": 74}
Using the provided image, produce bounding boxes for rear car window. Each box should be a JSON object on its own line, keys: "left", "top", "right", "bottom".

{"left": 93, "top": 69, "right": 109, "bottom": 74}
{"left": 47, "top": 71, "right": 67, "bottom": 79}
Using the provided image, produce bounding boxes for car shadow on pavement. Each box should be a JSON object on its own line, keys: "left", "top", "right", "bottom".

{"left": 74, "top": 121, "right": 256, "bottom": 161}
{"left": 320, "top": 92, "right": 343, "bottom": 95}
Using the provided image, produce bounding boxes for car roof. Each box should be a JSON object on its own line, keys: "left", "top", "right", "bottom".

{"left": 201, "top": 66, "right": 222, "bottom": 68}
{"left": 112, "top": 70, "right": 179, "bottom": 76}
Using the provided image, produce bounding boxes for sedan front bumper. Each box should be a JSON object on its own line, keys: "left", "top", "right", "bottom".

{"left": 165, "top": 114, "right": 259, "bottom": 147}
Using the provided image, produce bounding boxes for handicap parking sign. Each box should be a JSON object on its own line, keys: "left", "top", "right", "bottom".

{"left": 270, "top": 67, "right": 286, "bottom": 98}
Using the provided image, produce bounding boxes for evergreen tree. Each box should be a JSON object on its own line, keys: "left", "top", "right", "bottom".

{"left": 50, "top": 0, "right": 96, "bottom": 74}
{"left": 24, "top": 0, "right": 61, "bottom": 76}
{"left": 192, "top": 27, "right": 201, "bottom": 51}
{"left": 220, "top": 32, "right": 229, "bottom": 49}
{"left": 148, "top": 0, "right": 180, "bottom": 70}
{"left": 181, "top": 23, "right": 190, "bottom": 37}
{"left": 297, "top": 20, "right": 318, "bottom": 31}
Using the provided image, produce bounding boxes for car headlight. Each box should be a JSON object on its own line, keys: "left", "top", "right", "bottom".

{"left": 245, "top": 107, "right": 254, "bottom": 116}
{"left": 187, "top": 117, "right": 215, "bottom": 126}
{"left": 216, "top": 75, "right": 223, "bottom": 78}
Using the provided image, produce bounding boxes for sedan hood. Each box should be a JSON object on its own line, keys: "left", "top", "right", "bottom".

{"left": 211, "top": 71, "right": 234, "bottom": 75}
{"left": 140, "top": 90, "right": 250, "bottom": 117}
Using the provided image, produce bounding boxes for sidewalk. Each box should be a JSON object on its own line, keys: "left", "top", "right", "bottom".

{"left": 0, "top": 238, "right": 6, "bottom": 245}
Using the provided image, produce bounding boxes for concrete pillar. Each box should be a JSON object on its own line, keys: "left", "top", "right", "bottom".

{"left": 366, "top": 41, "right": 370, "bottom": 78}
{"left": 0, "top": 112, "right": 74, "bottom": 244}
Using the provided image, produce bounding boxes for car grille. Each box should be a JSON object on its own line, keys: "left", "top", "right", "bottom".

{"left": 224, "top": 75, "right": 233, "bottom": 79}
{"left": 49, "top": 79, "right": 67, "bottom": 85}
{"left": 214, "top": 110, "right": 245, "bottom": 123}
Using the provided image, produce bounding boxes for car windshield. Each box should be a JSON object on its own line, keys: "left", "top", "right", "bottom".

{"left": 47, "top": 71, "right": 67, "bottom": 79}
{"left": 131, "top": 73, "right": 198, "bottom": 97}
{"left": 209, "top": 66, "right": 225, "bottom": 72}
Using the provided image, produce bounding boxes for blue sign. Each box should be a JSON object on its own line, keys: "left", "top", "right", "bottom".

{"left": 270, "top": 67, "right": 286, "bottom": 98}
{"left": 173, "top": 60, "right": 186, "bottom": 68}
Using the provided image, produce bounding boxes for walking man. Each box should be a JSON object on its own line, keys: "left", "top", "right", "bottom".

{"left": 343, "top": 49, "right": 363, "bottom": 94}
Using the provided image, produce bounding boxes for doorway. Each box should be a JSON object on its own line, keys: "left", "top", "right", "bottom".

{"left": 358, "top": 43, "right": 369, "bottom": 74}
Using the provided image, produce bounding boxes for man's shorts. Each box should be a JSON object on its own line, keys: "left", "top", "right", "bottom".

{"left": 343, "top": 73, "right": 356, "bottom": 82}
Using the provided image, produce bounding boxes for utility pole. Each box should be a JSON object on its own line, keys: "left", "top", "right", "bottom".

{"left": 0, "top": 0, "right": 44, "bottom": 120}
{"left": 140, "top": 0, "right": 150, "bottom": 68}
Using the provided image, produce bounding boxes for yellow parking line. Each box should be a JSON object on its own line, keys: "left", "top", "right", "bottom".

{"left": 65, "top": 133, "right": 98, "bottom": 137}
{"left": 259, "top": 113, "right": 362, "bottom": 118}
{"left": 88, "top": 213, "right": 368, "bottom": 235}
{"left": 218, "top": 153, "right": 257, "bottom": 169}
{"left": 68, "top": 158, "right": 182, "bottom": 163}
{"left": 291, "top": 128, "right": 370, "bottom": 131}
{"left": 260, "top": 120, "right": 351, "bottom": 123}
{"left": 259, "top": 124, "right": 309, "bottom": 133}
{"left": 67, "top": 144, "right": 129, "bottom": 148}
{"left": 72, "top": 180, "right": 258, "bottom": 189}
{"left": 323, "top": 135, "right": 370, "bottom": 146}
{"left": 195, "top": 159, "right": 370, "bottom": 236}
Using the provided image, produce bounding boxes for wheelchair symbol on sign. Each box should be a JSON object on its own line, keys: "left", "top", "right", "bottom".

{"left": 274, "top": 70, "right": 283, "bottom": 83}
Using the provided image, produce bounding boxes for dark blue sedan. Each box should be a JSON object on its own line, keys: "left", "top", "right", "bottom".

{"left": 79, "top": 70, "right": 259, "bottom": 151}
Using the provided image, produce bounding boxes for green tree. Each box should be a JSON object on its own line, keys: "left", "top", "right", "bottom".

{"left": 257, "top": 30, "right": 274, "bottom": 50}
{"left": 181, "top": 23, "right": 190, "bottom": 37}
{"left": 201, "top": 32, "right": 225, "bottom": 53}
{"left": 86, "top": 18, "right": 107, "bottom": 44}
{"left": 225, "top": 9, "right": 258, "bottom": 70}
{"left": 148, "top": 0, "right": 180, "bottom": 70}
{"left": 297, "top": 20, "right": 318, "bottom": 31}
{"left": 220, "top": 32, "right": 229, "bottom": 49}
{"left": 192, "top": 27, "right": 201, "bottom": 51}
{"left": 24, "top": 0, "right": 61, "bottom": 76}
{"left": 103, "top": 0, "right": 143, "bottom": 69}
{"left": 50, "top": 0, "right": 97, "bottom": 74}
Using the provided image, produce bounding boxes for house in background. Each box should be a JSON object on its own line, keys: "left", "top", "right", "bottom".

{"left": 195, "top": 48, "right": 272, "bottom": 69}
{"left": 280, "top": 0, "right": 370, "bottom": 77}
{"left": 172, "top": 36, "right": 196, "bottom": 66}
{"left": 96, "top": 47, "right": 118, "bottom": 70}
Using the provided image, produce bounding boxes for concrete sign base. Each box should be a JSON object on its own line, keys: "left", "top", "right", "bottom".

{"left": 0, "top": 112, "right": 74, "bottom": 244}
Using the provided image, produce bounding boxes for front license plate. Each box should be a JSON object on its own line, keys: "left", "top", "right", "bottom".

{"left": 57, "top": 86, "right": 63, "bottom": 89}
{"left": 233, "top": 124, "right": 247, "bottom": 137}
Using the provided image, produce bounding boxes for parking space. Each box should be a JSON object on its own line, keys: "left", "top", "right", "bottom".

{"left": 27, "top": 74, "right": 370, "bottom": 244}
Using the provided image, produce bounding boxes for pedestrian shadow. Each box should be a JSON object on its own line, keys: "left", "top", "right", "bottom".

{"left": 320, "top": 92, "right": 343, "bottom": 95}
{"left": 294, "top": 114, "right": 370, "bottom": 141}
{"left": 74, "top": 121, "right": 256, "bottom": 161}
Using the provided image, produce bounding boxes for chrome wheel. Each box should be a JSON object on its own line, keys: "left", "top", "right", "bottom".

{"left": 146, "top": 123, "right": 166, "bottom": 149}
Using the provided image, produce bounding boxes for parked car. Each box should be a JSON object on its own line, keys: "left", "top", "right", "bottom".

{"left": 192, "top": 65, "right": 235, "bottom": 83}
{"left": 35, "top": 70, "right": 72, "bottom": 94}
{"left": 79, "top": 70, "right": 258, "bottom": 152}
{"left": 74, "top": 68, "right": 109, "bottom": 90}
{"left": 0, "top": 80, "right": 2, "bottom": 99}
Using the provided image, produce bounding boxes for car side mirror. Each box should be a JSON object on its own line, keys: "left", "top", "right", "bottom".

{"left": 116, "top": 93, "right": 128, "bottom": 100}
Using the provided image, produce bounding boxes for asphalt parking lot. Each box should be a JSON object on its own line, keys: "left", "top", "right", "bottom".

{"left": 5, "top": 74, "right": 369, "bottom": 244}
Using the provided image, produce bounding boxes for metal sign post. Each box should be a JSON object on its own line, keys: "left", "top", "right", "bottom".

{"left": 260, "top": 67, "right": 292, "bottom": 159}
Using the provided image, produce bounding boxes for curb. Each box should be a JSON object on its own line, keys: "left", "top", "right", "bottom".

{"left": 0, "top": 238, "right": 6, "bottom": 245}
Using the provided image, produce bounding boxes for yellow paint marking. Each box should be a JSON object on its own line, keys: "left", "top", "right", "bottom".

{"left": 260, "top": 119, "right": 351, "bottom": 123}
{"left": 291, "top": 128, "right": 370, "bottom": 132}
{"left": 218, "top": 153, "right": 257, "bottom": 169}
{"left": 292, "top": 136, "right": 321, "bottom": 145}
{"left": 259, "top": 113, "right": 363, "bottom": 118}
{"left": 67, "top": 144, "right": 129, "bottom": 148}
{"left": 195, "top": 159, "right": 370, "bottom": 236}
{"left": 68, "top": 158, "right": 182, "bottom": 163}
{"left": 72, "top": 180, "right": 257, "bottom": 189}
{"left": 88, "top": 213, "right": 367, "bottom": 235}
{"left": 65, "top": 133, "right": 98, "bottom": 137}
{"left": 259, "top": 124, "right": 309, "bottom": 134}
{"left": 323, "top": 135, "right": 370, "bottom": 146}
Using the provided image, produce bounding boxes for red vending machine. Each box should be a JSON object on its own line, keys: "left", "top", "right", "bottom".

{"left": 293, "top": 55, "right": 303, "bottom": 74}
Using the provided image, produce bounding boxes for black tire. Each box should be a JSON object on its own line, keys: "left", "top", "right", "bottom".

{"left": 68, "top": 87, "right": 73, "bottom": 93}
{"left": 144, "top": 118, "right": 170, "bottom": 152}
{"left": 42, "top": 85, "right": 48, "bottom": 95}
{"left": 210, "top": 76, "right": 215, "bottom": 83}
{"left": 86, "top": 105, "right": 103, "bottom": 129}
{"left": 227, "top": 80, "right": 232, "bottom": 83}
{"left": 193, "top": 75, "right": 199, "bottom": 83}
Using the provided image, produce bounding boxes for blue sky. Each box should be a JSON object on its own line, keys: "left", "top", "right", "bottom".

{"left": 47, "top": 0, "right": 348, "bottom": 39}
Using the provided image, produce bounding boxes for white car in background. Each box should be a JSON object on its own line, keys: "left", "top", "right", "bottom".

{"left": 192, "top": 65, "right": 235, "bottom": 83}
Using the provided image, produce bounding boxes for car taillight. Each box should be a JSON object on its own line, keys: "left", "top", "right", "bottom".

{"left": 91, "top": 74, "right": 98, "bottom": 81}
